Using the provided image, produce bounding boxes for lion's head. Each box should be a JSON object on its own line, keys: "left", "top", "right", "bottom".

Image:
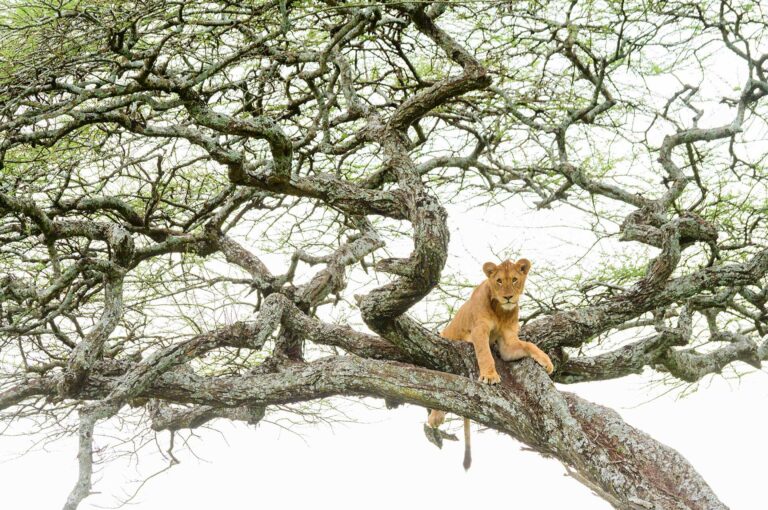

{"left": 482, "top": 259, "right": 531, "bottom": 311}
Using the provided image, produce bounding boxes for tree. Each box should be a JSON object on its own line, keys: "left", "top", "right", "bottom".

{"left": 1, "top": 0, "right": 766, "bottom": 508}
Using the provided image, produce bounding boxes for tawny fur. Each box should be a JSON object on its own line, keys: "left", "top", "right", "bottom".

{"left": 428, "top": 259, "right": 554, "bottom": 469}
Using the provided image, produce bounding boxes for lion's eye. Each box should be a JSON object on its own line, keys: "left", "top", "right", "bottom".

{"left": 496, "top": 278, "right": 502, "bottom": 285}
{"left": 512, "top": 277, "right": 518, "bottom": 284}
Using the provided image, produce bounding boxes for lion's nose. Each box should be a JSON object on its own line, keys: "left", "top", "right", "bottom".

{"left": 503, "top": 295, "right": 515, "bottom": 301}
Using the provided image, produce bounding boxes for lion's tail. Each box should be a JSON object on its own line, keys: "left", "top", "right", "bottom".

{"left": 462, "top": 417, "right": 472, "bottom": 470}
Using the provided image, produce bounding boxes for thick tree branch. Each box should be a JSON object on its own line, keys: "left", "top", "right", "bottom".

{"left": 10, "top": 353, "right": 725, "bottom": 510}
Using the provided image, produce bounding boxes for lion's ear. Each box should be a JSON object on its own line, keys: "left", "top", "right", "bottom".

{"left": 482, "top": 262, "right": 497, "bottom": 278}
{"left": 515, "top": 258, "right": 531, "bottom": 275}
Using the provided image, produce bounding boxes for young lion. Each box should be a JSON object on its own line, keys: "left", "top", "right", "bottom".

{"left": 427, "top": 258, "right": 553, "bottom": 469}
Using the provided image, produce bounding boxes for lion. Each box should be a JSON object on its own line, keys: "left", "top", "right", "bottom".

{"left": 427, "top": 258, "right": 553, "bottom": 469}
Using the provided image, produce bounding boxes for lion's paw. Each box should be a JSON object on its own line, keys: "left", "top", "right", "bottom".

{"left": 478, "top": 371, "right": 501, "bottom": 384}
{"left": 536, "top": 354, "right": 554, "bottom": 375}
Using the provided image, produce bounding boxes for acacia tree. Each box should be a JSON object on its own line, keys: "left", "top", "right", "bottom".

{"left": 1, "top": 0, "right": 767, "bottom": 508}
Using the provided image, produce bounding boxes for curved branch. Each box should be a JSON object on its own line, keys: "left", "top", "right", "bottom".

{"left": 59, "top": 273, "right": 125, "bottom": 398}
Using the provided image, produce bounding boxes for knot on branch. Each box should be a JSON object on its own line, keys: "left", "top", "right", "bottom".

{"left": 375, "top": 257, "right": 414, "bottom": 278}
{"left": 654, "top": 305, "right": 692, "bottom": 346}
{"left": 107, "top": 224, "right": 135, "bottom": 266}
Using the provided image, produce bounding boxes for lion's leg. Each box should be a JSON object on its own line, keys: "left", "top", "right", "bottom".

{"left": 499, "top": 334, "right": 554, "bottom": 374}
{"left": 428, "top": 321, "right": 464, "bottom": 428}
{"left": 470, "top": 323, "right": 500, "bottom": 384}
{"left": 427, "top": 409, "right": 446, "bottom": 428}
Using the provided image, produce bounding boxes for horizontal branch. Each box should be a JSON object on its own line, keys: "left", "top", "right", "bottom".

{"left": 149, "top": 402, "right": 265, "bottom": 432}
{"left": 11, "top": 352, "right": 725, "bottom": 510}
{"left": 658, "top": 333, "right": 766, "bottom": 382}
{"left": 522, "top": 246, "right": 768, "bottom": 351}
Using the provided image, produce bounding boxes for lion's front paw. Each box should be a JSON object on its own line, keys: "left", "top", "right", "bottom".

{"left": 535, "top": 353, "right": 554, "bottom": 375}
{"left": 478, "top": 370, "right": 501, "bottom": 384}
